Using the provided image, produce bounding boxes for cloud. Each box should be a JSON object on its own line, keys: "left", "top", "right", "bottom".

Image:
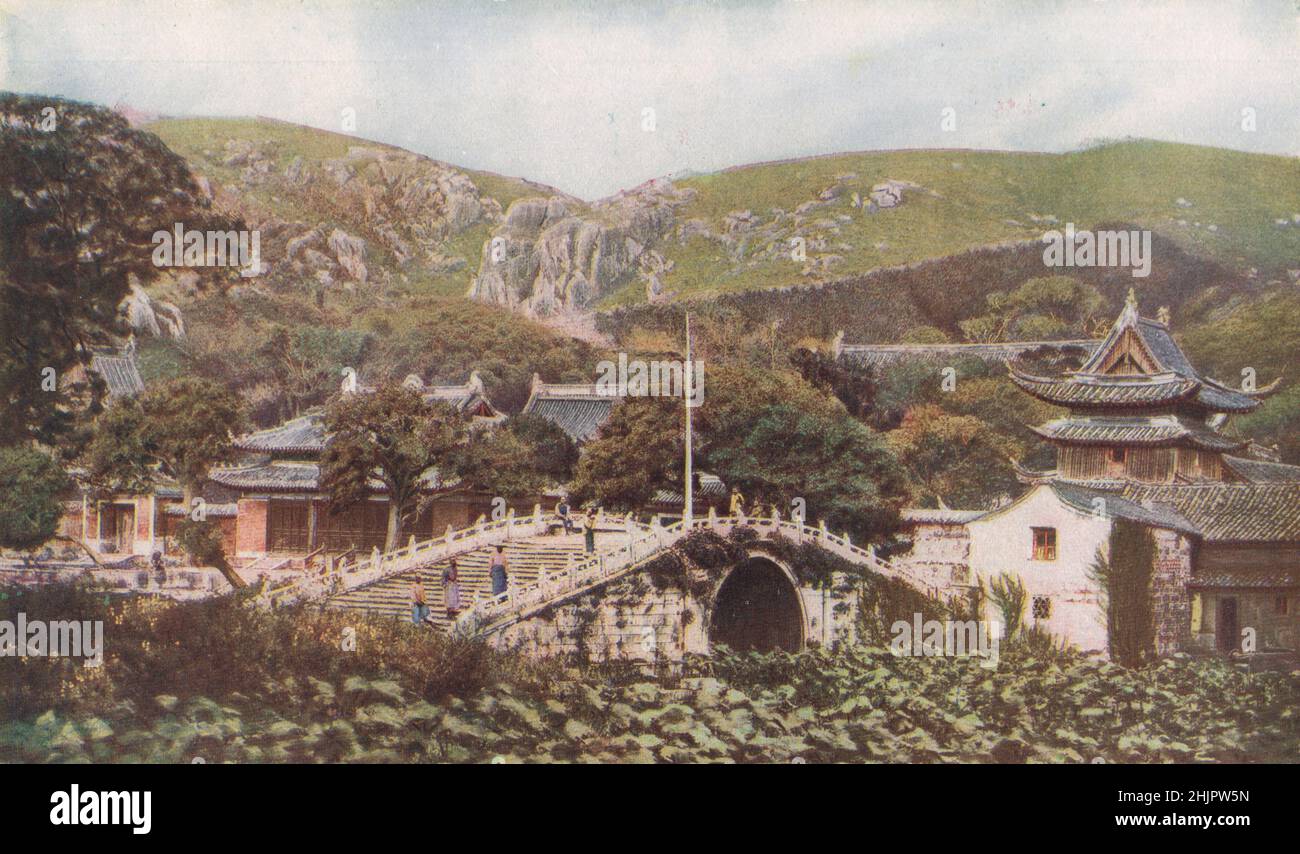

{"left": 4, "top": 0, "right": 1297, "bottom": 198}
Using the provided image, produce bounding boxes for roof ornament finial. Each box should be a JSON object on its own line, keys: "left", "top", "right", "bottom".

{"left": 1120, "top": 287, "right": 1140, "bottom": 325}
{"left": 1156, "top": 306, "right": 1171, "bottom": 326}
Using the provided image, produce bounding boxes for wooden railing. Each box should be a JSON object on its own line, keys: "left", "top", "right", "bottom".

{"left": 456, "top": 508, "right": 931, "bottom": 636}
{"left": 258, "top": 505, "right": 553, "bottom": 608}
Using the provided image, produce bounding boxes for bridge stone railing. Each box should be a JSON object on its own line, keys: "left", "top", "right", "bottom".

{"left": 457, "top": 508, "right": 933, "bottom": 637}
{"left": 259, "top": 505, "right": 554, "bottom": 608}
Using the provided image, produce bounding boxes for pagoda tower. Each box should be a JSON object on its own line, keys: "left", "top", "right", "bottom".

{"left": 1008, "top": 289, "right": 1279, "bottom": 484}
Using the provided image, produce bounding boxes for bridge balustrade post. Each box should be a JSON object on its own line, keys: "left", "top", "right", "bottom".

{"left": 370, "top": 546, "right": 381, "bottom": 571}
{"left": 818, "top": 519, "right": 828, "bottom": 540}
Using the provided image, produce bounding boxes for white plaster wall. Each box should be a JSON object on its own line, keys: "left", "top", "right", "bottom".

{"left": 967, "top": 485, "right": 1112, "bottom": 654}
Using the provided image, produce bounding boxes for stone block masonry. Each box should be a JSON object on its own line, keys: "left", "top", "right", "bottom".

{"left": 1152, "top": 529, "right": 1193, "bottom": 655}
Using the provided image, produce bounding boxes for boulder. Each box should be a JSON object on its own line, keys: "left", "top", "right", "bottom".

{"left": 328, "top": 229, "right": 368, "bottom": 283}
{"left": 120, "top": 282, "right": 185, "bottom": 340}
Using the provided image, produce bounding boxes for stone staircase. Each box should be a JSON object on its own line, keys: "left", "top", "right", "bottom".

{"left": 324, "top": 534, "right": 589, "bottom": 630}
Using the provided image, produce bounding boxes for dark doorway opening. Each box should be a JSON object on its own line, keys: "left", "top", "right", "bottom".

{"left": 1216, "top": 597, "right": 1239, "bottom": 653}
{"left": 709, "top": 558, "right": 804, "bottom": 653}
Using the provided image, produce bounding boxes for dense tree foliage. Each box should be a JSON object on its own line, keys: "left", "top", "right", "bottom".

{"left": 453, "top": 414, "right": 579, "bottom": 502}
{"left": 570, "top": 397, "right": 681, "bottom": 511}
{"left": 0, "top": 93, "right": 236, "bottom": 447}
{"left": 0, "top": 447, "right": 69, "bottom": 551}
{"left": 320, "top": 385, "right": 468, "bottom": 550}
{"left": 886, "top": 404, "right": 1020, "bottom": 509}
{"left": 82, "top": 377, "right": 245, "bottom": 506}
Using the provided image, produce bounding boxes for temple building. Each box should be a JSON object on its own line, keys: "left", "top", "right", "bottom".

{"left": 56, "top": 340, "right": 163, "bottom": 559}
{"left": 892, "top": 292, "right": 1300, "bottom": 658}
{"left": 204, "top": 372, "right": 520, "bottom": 562}
{"left": 1009, "top": 291, "right": 1287, "bottom": 485}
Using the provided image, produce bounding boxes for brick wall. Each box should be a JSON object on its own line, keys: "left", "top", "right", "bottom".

{"left": 236, "top": 498, "right": 269, "bottom": 556}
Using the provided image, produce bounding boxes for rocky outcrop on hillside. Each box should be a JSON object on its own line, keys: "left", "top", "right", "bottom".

{"left": 468, "top": 179, "right": 694, "bottom": 314}
{"left": 188, "top": 139, "right": 503, "bottom": 290}
{"left": 121, "top": 281, "right": 186, "bottom": 339}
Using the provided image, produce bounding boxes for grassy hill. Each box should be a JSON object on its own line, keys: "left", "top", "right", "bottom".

{"left": 598, "top": 140, "right": 1300, "bottom": 306}
{"left": 148, "top": 116, "right": 570, "bottom": 300}
{"left": 127, "top": 116, "right": 1300, "bottom": 459}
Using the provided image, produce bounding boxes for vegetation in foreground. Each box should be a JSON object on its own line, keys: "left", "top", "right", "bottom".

{"left": 1, "top": 583, "right": 1296, "bottom": 764}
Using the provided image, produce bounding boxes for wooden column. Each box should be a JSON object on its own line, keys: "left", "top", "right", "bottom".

{"left": 307, "top": 500, "right": 319, "bottom": 551}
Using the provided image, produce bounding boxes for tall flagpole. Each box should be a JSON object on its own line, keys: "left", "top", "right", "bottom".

{"left": 683, "top": 312, "right": 694, "bottom": 525}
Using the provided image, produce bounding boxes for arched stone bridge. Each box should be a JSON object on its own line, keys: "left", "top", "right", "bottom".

{"left": 309, "top": 508, "right": 935, "bottom": 662}
{"left": 464, "top": 513, "right": 934, "bottom": 663}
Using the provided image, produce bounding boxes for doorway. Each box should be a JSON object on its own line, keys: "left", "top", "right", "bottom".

{"left": 1216, "top": 597, "right": 1239, "bottom": 653}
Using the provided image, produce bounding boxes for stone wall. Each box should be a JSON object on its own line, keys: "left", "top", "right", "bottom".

{"left": 489, "top": 570, "right": 697, "bottom": 663}
{"left": 894, "top": 522, "right": 972, "bottom": 587}
{"left": 1151, "top": 528, "right": 1193, "bottom": 655}
{"left": 487, "top": 548, "right": 860, "bottom": 664}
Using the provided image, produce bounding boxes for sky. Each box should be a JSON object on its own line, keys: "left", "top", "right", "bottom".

{"left": 2, "top": 0, "right": 1298, "bottom": 199}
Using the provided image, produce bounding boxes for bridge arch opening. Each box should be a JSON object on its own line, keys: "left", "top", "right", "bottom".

{"left": 708, "top": 557, "right": 805, "bottom": 653}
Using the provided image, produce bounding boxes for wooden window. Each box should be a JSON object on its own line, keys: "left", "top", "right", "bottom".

{"left": 1032, "top": 596, "right": 1052, "bottom": 620}
{"left": 317, "top": 500, "right": 389, "bottom": 552}
{"left": 1110, "top": 446, "right": 1126, "bottom": 464}
{"left": 1031, "top": 527, "right": 1057, "bottom": 561}
{"left": 1275, "top": 596, "right": 1289, "bottom": 616}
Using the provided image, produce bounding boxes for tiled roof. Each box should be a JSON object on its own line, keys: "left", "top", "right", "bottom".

{"left": 1190, "top": 569, "right": 1300, "bottom": 589}
{"left": 901, "top": 508, "right": 987, "bottom": 524}
{"left": 521, "top": 376, "right": 619, "bottom": 443}
{"left": 1032, "top": 416, "right": 1248, "bottom": 452}
{"left": 354, "top": 372, "right": 499, "bottom": 418}
{"left": 651, "top": 473, "right": 728, "bottom": 507}
{"left": 1071, "top": 295, "right": 1275, "bottom": 413}
{"left": 1121, "top": 483, "right": 1300, "bottom": 543}
{"left": 233, "top": 377, "right": 500, "bottom": 455}
{"left": 234, "top": 412, "right": 327, "bottom": 454}
{"left": 89, "top": 350, "right": 145, "bottom": 398}
{"left": 1222, "top": 455, "right": 1300, "bottom": 484}
{"left": 838, "top": 339, "right": 1099, "bottom": 368}
{"left": 1052, "top": 483, "right": 1201, "bottom": 537}
{"left": 208, "top": 462, "right": 454, "bottom": 494}
{"left": 210, "top": 462, "right": 324, "bottom": 491}
{"left": 1009, "top": 370, "right": 1199, "bottom": 408}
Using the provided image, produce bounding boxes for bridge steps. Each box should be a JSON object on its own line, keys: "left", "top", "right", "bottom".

{"left": 325, "top": 536, "right": 589, "bottom": 630}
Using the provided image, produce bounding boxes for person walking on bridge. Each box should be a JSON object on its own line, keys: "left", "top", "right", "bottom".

{"left": 729, "top": 487, "right": 746, "bottom": 517}
{"left": 582, "top": 509, "right": 596, "bottom": 555}
{"left": 489, "top": 545, "right": 509, "bottom": 597}
{"left": 411, "top": 574, "right": 429, "bottom": 625}
{"left": 443, "top": 558, "right": 461, "bottom": 618}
